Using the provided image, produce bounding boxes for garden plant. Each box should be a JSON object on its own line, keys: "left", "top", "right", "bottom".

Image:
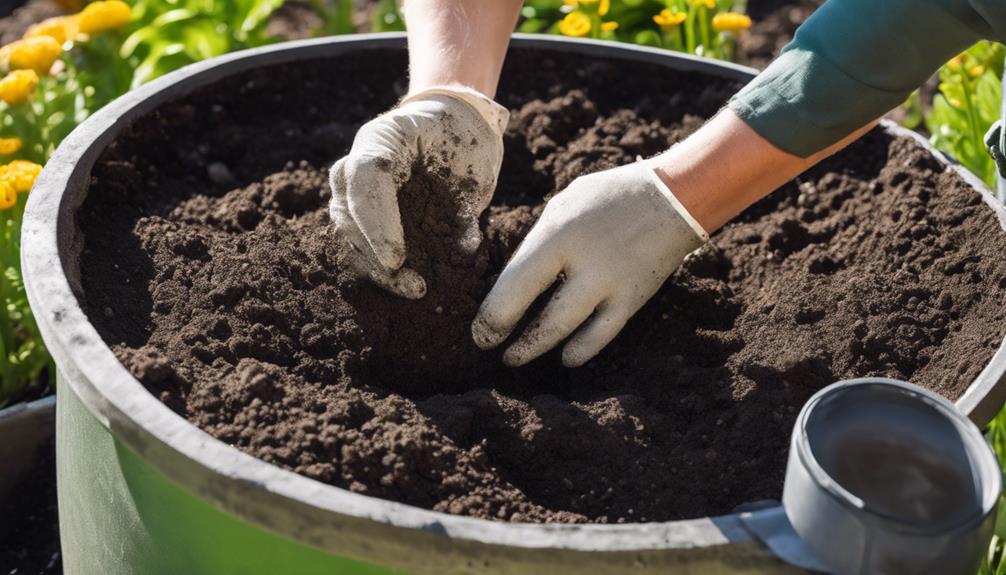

{"left": 520, "top": 0, "right": 751, "bottom": 59}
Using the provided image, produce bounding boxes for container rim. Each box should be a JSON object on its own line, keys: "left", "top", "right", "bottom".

{"left": 794, "top": 378, "right": 1002, "bottom": 535}
{"left": 20, "top": 33, "right": 1006, "bottom": 565}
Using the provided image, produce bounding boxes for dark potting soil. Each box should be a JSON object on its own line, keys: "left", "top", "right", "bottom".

{"left": 77, "top": 50, "right": 1006, "bottom": 523}
{"left": 0, "top": 439, "right": 62, "bottom": 575}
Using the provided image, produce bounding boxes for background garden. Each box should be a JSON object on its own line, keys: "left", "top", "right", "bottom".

{"left": 0, "top": 0, "right": 1004, "bottom": 572}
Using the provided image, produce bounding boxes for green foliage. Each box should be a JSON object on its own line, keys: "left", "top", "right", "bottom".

{"left": 119, "top": 0, "right": 288, "bottom": 87}
{"left": 370, "top": 0, "right": 405, "bottom": 32}
{"left": 0, "top": 195, "right": 49, "bottom": 404}
{"left": 520, "top": 0, "right": 749, "bottom": 61}
{"left": 926, "top": 41, "right": 1004, "bottom": 188}
{"left": 0, "top": 22, "right": 138, "bottom": 406}
{"left": 981, "top": 411, "right": 1006, "bottom": 575}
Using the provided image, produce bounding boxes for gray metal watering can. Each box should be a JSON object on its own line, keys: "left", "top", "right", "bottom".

{"left": 743, "top": 378, "right": 1001, "bottom": 574}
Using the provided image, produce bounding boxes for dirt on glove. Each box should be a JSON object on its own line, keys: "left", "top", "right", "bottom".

{"left": 79, "top": 51, "right": 1006, "bottom": 523}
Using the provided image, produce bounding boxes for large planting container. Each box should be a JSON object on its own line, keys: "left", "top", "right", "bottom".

{"left": 21, "top": 34, "right": 1006, "bottom": 575}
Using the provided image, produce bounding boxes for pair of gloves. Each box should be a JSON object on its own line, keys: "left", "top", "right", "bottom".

{"left": 330, "top": 88, "right": 707, "bottom": 368}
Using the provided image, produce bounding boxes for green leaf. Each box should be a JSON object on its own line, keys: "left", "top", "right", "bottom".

{"left": 238, "top": 0, "right": 285, "bottom": 38}
{"left": 120, "top": 9, "right": 198, "bottom": 58}
{"left": 517, "top": 18, "right": 549, "bottom": 34}
{"left": 976, "top": 71, "right": 1002, "bottom": 126}
{"left": 634, "top": 29, "right": 662, "bottom": 47}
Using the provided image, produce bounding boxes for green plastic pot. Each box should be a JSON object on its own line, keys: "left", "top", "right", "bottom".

{"left": 21, "top": 34, "right": 1006, "bottom": 575}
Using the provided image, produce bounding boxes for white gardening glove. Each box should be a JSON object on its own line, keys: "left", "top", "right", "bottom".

{"left": 329, "top": 86, "right": 509, "bottom": 299}
{"left": 471, "top": 162, "right": 709, "bottom": 367}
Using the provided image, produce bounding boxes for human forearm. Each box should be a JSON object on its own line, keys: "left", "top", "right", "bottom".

{"left": 730, "top": 0, "right": 1003, "bottom": 158}
{"left": 650, "top": 109, "right": 876, "bottom": 232}
{"left": 403, "top": 0, "right": 523, "bottom": 98}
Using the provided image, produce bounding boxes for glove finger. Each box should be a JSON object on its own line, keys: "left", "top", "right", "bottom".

{"left": 561, "top": 303, "right": 630, "bottom": 368}
{"left": 472, "top": 224, "right": 565, "bottom": 350}
{"left": 457, "top": 216, "right": 483, "bottom": 254}
{"left": 502, "top": 280, "right": 599, "bottom": 367}
{"left": 331, "top": 174, "right": 427, "bottom": 299}
{"left": 337, "top": 227, "right": 427, "bottom": 299}
{"left": 338, "top": 155, "right": 408, "bottom": 271}
{"left": 366, "top": 264, "right": 427, "bottom": 300}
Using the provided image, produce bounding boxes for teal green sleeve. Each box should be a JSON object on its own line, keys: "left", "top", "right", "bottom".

{"left": 729, "top": 0, "right": 1006, "bottom": 158}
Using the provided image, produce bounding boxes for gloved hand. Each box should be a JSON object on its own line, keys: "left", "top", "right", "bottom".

{"left": 471, "top": 162, "right": 709, "bottom": 367}
{"left": 329, "top": 86, "right": 509, "bottom": 299}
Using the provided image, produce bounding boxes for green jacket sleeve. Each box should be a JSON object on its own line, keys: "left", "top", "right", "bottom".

{"left": 729, "top": 0, "right": 1006, "bottom": 158}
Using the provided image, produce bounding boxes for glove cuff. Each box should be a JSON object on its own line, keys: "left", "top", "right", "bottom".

{"left": 400, "top": 86, "right": 510, "bottom": 140}
{"left": 644, "top": 166, "right": 709, "bottom": 243}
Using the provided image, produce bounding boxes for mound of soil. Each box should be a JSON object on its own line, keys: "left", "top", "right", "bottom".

{"left": 78, "top": 50, "right": 1006, "bottom": 523}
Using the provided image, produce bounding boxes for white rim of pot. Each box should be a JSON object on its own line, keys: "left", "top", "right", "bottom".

{"left": 20, "top": 33, "right": 1006, "bottom": 566}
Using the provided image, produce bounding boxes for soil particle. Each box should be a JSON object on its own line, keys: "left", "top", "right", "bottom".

{"left": 78, "top": 51, "right": 1006, "bottom": 523}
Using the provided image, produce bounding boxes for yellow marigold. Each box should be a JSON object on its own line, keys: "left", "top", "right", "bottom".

{"left": 0, "top": 137, "right": 23, "bottom": 155}
{"left": 78, "top": 0, "right": 132, "bottom": 35}
{"left": 0, "top": 36, "right": 62, "bottom": 74}
{"left": 946, "top": 54, "right": 965, "bottom": 72}
{"left": 564, "top": 0, "right": 609, "bottom": 16}
{"left": 559, "top": 11, "right": 591, "bottom": 37}
{"left": 687, "top": 0, "right": 716, "bottom": 9}
{"left": 712, "top": 12, "right": 752, "bottom": 32}
{"left": 25, "top": 15, "right": 81, "bottom": 45}
{"left": 0, "top": 69, "right": 39, "bottom": 105}
{"left": 0, "top": 160, "right": 43, "bottom": 193}
{"left": 653, "top": 8, "right": 686, "bottom": 27}
{"left": 601, "top": 21, "right": 618, "bottom": 32}
{"left": 0, "top": 180, "right": 16, "bottom": 210}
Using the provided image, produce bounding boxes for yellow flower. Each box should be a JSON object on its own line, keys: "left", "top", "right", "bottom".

{"left": 970, "top": 65, "right": 985, "bottom": 78}
{"left": 653, "top": 8, "right": 687, "bottom": 27}
{"left": 24, "top": 15, "right": 81, "bottom": 44}
{"left": 564, "top": 0, "right": 609, "bottom": 16}
{"left": 0, "top": 137, "right": 23, "bottom": 155}
{"left": 946, "top": 54, "right": 965, "bottom": 72}
{"left": 712, "top": 12, "right": 752, "bottom": 33}
{"left": 559, "top": 11, "right": 592, "bottom": 37}
{"left": 601, "top": 21, "right": 619, "bottom": 32}
{"left": 688, "top": 0, "right": 716, "bottom": 9}
{"left": 0, "top": 180, "right": 16, "bottom": 210}
{"left": 0, "top": 160, "right": 43, "bottom": 193}
{"left": 0, "top": 69, "right": 39, "bottom": 105}
{"left": 0, "top": 36, "right": 62, "bottom": 74}
{"left": 78, "top": 0, "right": 132, "bottom": 35}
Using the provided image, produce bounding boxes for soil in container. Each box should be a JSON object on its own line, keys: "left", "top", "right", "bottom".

{"left": 77, "top": 50, "right": 1006, "bottom": 524}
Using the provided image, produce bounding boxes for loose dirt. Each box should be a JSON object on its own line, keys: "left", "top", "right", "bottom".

{"left": 78, "top": 51, "right": 1006, "bottom": 523}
